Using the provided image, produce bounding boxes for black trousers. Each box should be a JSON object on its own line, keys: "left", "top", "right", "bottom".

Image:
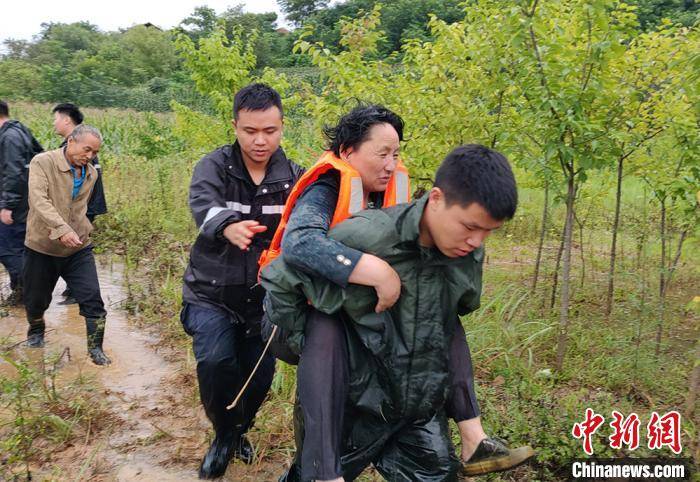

{"left": 293, "top": 309, "right": 479, "bottom": 481}
{"left": 341, "top": 411, "right": 459, "bottom": 482}
{"left": 23, "top": 246, "right": 107, "bottom": 336}
{"left": 181, "top": 302, "right": 275, "bottom": 436}
{"left": 0, "top": 222, "right": 26, "bottom": 290}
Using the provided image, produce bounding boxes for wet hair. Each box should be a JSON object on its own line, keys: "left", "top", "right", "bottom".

{"left": 0, "top": 100, "right": 8, "bottom": 117}
{"left": 52, "top": 103, "right": 84, "bottom": 125}
{"left": 324, "top": 104, "right": 404, "bottom": 157}
{"left": 69, "top": 124, "right": 102, "bottom": 143}
{"left": 434, "top": 144, "right": 518, "bottom": 220}
{"left": 233, "top": 83, "right": 283, "bottom": 120}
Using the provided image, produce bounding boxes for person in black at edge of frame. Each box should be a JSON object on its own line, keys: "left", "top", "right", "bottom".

{"left": 0, "top": 100, "right": 43, "bottom": 306}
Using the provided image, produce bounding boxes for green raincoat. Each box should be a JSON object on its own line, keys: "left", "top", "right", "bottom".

{"left": 261, "top": 196, "right": 484, "bottom": 480}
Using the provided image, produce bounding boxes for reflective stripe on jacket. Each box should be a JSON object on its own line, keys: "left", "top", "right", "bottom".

{"left": 183, "top": 142, "right": 304, "bottom": 322}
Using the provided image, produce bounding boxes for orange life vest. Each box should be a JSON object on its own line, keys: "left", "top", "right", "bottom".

{"left": 258, "top": 150, "right": 410, "bottom": 274}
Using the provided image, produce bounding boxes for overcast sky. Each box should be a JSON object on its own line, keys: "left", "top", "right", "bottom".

{"left": 0, "top": 0, "right": 290, "bottom": 46}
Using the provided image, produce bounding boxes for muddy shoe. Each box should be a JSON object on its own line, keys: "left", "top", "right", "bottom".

{"left": 26, "top": 332, "right": 45, "bottom": 348}
{"left": 234, "top": 434, "right": 254, "bottom": 464}
{"left": 462, "top": 437, "right": 535, "bottom": 476}
{"left": 88, "top": 347, "right": 112, "bottom": 365}
{"left": 58, "top": 296, "right": 78, "bottom": 305}
{"left": 199, "top": 431, "right": 237, "bottom": 479}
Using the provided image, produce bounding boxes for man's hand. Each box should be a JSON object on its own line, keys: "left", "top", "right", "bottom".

{"left": 59, "top": 231, "right": 83, "bottom": 248}
{"left": 349, "top": 254, "right": 402, "bottom": 313}
{"left": 223, "top": 220, "right": 268, "bottom": 250}
{"left": 373, "top": 261, "right": 401, "bottom": 313}
{"left": 0, "top": 209, "right": 13, "bottom": 225}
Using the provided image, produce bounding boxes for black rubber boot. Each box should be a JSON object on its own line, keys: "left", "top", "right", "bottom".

{"left": 86, "top": 318, "right": 111, "bottom": 365}
{"left": 199, "top": 430, "right": 238, "bottom": 479}
{"left": 234, "top": 434, "right": 254, "bottom": 464}
{"left": 26, "top": 316, "right": 45, "bottom": 348}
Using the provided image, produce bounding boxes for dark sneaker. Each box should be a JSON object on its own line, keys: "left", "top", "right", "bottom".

{"left": 88, "top": 347, "right": 112, "bottom": 365}
{"left": 199, "top": 431, "right": 237, "bottom": 479}
{"left": 234, "top": 434, "right": 254, "bottom": 464}
{"left": 58, "top": 296, "right": 78, "bottom": 306}
{"left": 26, "top": 332, "right": 45, "bottom": 348}
{"left": 462, "top": 437, "right": 535, "bottom": 476}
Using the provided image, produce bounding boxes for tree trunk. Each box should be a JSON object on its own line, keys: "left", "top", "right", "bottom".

{"left": 577, "top": 211, "right": 585, "bottom": 288}
{"left": 686, "top": 339, "right": 700, "bottom": 419}
{"left": 659, "top": 199, "right": 667, "bottom": 298}
{"left": 655, "top": 198, "right": 667, "bottom": 358}
{"left": 549, "top": 219, "right": 566, "bottom": 310}
{"left": 636, "top": 232, "right": 646, "bottom": 270}
{"left": 666, "top": 229, "right": 688, "bottom": 293}
{"left": 636, "top": 187, "right": 648, "bottom": 269}
{"left": 655, "top": 226, "right": 689, "bottom": 356}
{"left": 531, "top": 179, "right": 549, "bottom": 292}
{"left": 606, "top": 156, "right": 624, "bottom": 316}
{"left": 555, "top": 173, "right": 576, "bottom": 371}
{"left": 632, "top": 271, "right": 647, "bottom": 374}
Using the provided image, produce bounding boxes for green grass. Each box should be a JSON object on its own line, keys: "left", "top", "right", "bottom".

{"left": 0, "top": 348, "right": 108, "bottom": 479}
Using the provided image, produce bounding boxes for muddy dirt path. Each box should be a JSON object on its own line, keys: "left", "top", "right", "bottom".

{"left": 0, "top": 257, "right": 288, "bottom": 481}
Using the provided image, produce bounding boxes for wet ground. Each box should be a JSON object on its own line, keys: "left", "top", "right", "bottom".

{"left": 0, "top": 257, "right": 287, "bottom": 481}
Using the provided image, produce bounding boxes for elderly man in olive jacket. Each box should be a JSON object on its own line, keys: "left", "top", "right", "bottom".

{"left": 23, "top": 124, "right": 111, "bottom": 365}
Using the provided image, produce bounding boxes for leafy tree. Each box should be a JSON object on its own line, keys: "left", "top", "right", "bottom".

{"left": 292, "top": 5, "right": 522, "bottom": 176}
{"left": 626, "top": 27, "right": 699, "bottom": 355}
{"left": 28, "top": 22, "right": 101, "bottom": 65}
{"left": 87, "top": 26, "right": 179, "bottom": 86}
{"left": 489, "top": 1, "right": 640, "bottom": 371}
{"left": 174, "top": 25, "right": 256, "bottom": 121}
{"left": 603, "top": 23, "right": 693, "bottom": 316}
{"left": 0, "top": 59, "right": 41, "bottom": 99}
{"left": 179, "top": 6, "right": 219, "bottom": 41}
{"left": 2, "top": 39, "right": 31, "bottom": 59}
{"left": 220, "top": 6, "right": 286, "bottom": 68}
{"left": 290, "top": 0, "right": 697, "bottom": 373}
{"left": 278, "top": 0, "right": 330, "bottom": 26}
{"left": 297, "top": 0, "right": 464, "bottom": 56}
{"left": 629, "top": 0, "right": 699, "bottom": 29}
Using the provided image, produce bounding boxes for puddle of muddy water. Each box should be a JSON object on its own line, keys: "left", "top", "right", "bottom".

{"left": 0, "top": 257, "right": 291, "bottom": 481}
{"left": 0, "top": 259, "right": 168, "bottom": 398}
{"left": 0, "top": 258, "right": 201, "bottom": 480}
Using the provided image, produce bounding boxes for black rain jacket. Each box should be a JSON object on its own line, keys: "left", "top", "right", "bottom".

{"left": 183, "top": 141, "right": 304, "bottom": 333}
{"left": 0, "top": 120, "right": 43, "bottom": 223}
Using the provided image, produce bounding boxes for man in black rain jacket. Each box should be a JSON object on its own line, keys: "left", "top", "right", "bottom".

{"left": 0, "top": 100, "right": 43, "bottom": 304}
{"left": 181, "top": 83, "right": 304, "bottom": 479}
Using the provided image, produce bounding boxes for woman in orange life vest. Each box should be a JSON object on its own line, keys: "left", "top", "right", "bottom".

{"left": 260, "top": 105, "right": 490, "bottom": 482}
